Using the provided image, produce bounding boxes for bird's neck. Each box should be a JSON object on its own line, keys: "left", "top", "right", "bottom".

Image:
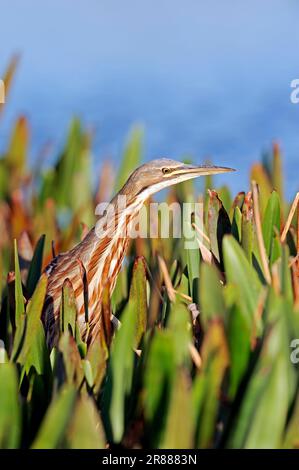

{"left": 86, "top": 196, "right": 145, "bottom": 294}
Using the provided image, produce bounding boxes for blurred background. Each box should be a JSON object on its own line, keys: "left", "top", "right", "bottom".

{"left": 0, "top": 0, "right": 298, "bottom": 196}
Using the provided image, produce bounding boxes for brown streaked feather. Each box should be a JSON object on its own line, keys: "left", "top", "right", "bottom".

{"left": 41, "top": 159, "right": 235, "bottom": 348}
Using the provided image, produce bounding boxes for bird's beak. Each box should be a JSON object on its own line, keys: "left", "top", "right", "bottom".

{"left": 177, "top": 164, "right": 236, "bottom": 177}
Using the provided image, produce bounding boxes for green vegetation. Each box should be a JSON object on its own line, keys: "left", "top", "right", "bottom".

{"left": 0, "top": 59, "right": 299, "bottom": 449}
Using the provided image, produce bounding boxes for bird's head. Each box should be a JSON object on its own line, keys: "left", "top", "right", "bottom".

{"left": 121, "top": 158, "right": 235, "bottom": 202}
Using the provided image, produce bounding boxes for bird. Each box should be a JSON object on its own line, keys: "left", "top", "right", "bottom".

{"left": 42, "top": 158, "right": 234, "bottom": 348}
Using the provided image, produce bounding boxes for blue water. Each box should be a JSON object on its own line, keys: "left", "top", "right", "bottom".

{"left": 0, "top": 0, "right": 299, "bottom": 197}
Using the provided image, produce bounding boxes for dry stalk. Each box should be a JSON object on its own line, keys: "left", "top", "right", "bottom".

{"left": 158, "top": 255, "right": 176, "bottom": 302}
{"left": 281, "top": 192, "right": 299, "bottom": 243}
{"left": 252, "top": 181, "right": 271, "bottom": 284}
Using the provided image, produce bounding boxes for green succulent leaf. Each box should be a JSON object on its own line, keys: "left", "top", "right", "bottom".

{"left": 0, "top": 363, "right": 21, "bottom": 449}
{"left": 31, "top": 386, "right": 77, "bottom": 449}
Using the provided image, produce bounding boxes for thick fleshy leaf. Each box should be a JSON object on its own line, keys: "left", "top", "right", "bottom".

{"left": 223, "top": 236, "right": 263, "bottom": 333}
{"left": 26, "top": 234, "right": 45, "bottom": 297}
{"left": 192, "top": 320, "right": 229, "bottom": 448}
{"left": 183, "top": 201, "right": 200, "bottom": 302}
{"left": 168, "top": 301, "right": 192, "bottom": 367}
{"left": 161, "top": 370, "right": 194, "bottom": 449}
{"left": 57, "top": 332, "right": 84, "bottom": 386}
{"left": 231, "top": 206, "right": 242, "bottom": 242}
{"left": 102, "top": 299, "right": 137, "bottom": 443}
{"left": 208, "top": 190, "right": 231, "bottom": 265}
{"left": 66, "top": 395, "right": 106, "bottom": 449}
{"left": 280, "top": 245, "right": 293, "bottom": 303}
{"left": 241, "top": 193, "right": 253, "bottom": 263}
{"left": 228, "top": 317, "right": 291, "bottom": 449}
{"left": 31, "top": 386, "right": 77, "bottom": 449}
{"left": 262, "top": 191, "right": 281, "bottom": 262}
{"left": 59, "top": 279, "right": 77, "bottom": 337}
{"left": 144, "top": 330, "right": 176, "bottom": 446}
{"left": 283, "top": 392, "right": 299, "bottom": 449}
{"left": 0, "top": 363, "right": 21, "bottom": 449}
{"left": 227, "top": 303, "right": 251, "bottom": 398}
{"left": 17, "top": 274, "right": 50, "bottom": 375}
{"left": 199, "top": 263, "right": 226, "bottom": 329}
{"left": 14, "top": 239, "right": 25, "bottom": 328}
{"left": 129, "top": 257, "right": 147, "bottom": 347}
{"left": 85, "top": 334, "right": 108, "bottom": 394}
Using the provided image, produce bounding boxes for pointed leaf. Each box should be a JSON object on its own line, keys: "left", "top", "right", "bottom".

{"left": 14, "top": 239, "right": 25, "bottom": 329}
{"left": 129, "top": 257, "right": 147, "bottom": 347}
{"left": 0, "top": 363, "right": 21, "bottom": 449}
{"left": 26, "top": 234, "right": 45, "bottom": 297}
{"left": 66, "top": 395, "right": 106, "bottom": 449}
{"left": 31, "top": 386, "right": 76, "bottom": 449}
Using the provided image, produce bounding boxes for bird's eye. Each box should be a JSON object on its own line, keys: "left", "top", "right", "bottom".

{"left": 162, "top": 167, "right": 172, "bottom": 175}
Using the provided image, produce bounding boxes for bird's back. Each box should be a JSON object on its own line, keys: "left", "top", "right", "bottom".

{"left": 42, "top": 224, "right": 130, "bottom": 348}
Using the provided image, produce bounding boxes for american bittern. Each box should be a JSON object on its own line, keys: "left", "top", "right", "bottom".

{"left": 42, "top": 159, "right": 234, "bottom": 347}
